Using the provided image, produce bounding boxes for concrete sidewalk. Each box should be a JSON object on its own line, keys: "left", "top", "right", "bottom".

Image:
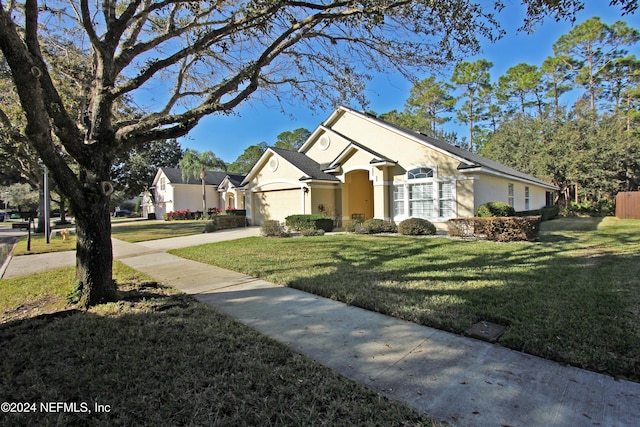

{"left": 3, "top": 229, "right": 639, "bottom": 426}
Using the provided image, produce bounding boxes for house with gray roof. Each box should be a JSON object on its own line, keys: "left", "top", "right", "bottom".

{"left": 241, "top": 106, "right": 558, "bottom": 228}
{"left": 149, "top": 167, "right": 246, "bottom": 219}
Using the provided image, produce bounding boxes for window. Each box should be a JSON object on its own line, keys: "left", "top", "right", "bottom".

{"left": 408, "top": 167, "right": 434, "bottom": 180}
{"left": 159, "top": 177, "right": 166, "bottom": 192}
{"left": 525, "top": 186, "right": 530, "bottom": 210}
{"left": 393, "top": 184, "right": 405, "bottom": 217}
{"left": 409, "top": 183, "right": 434, "bottom": 217}
{"left": 508, "top": 183, "right": 514, "bottom": 207}
{"left": 439, "top": 182, "right": 454, "bottom": 218}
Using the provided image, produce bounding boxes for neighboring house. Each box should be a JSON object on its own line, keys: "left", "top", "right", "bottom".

{"left": 241, "top": 106, "right": 558, "bottom": 228}
{"left": 149, "top": 167, "right": 246, "bottom": 219}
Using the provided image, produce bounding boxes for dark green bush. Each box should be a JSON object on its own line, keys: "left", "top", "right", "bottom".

{"left": 285, "top": 214, "right": 334, "bottom": 232}
{"left": 260, "top": 220, "right": 290, "bottom": 237}
{"left": 475, "top": 201, "right": 516, "bottom": 217}
{"left": 398, "top": 218, "right": 437, "bottom": 236}
{"left": 566, "top": 199, "right": 615, "bottom": 217}
{"left": 516, "top": 205, "right": 560, "bottom": 221}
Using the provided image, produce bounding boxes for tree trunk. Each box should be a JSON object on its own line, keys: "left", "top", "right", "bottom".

{"left": 74, "top": 193, "right": 117, "bottom": 308}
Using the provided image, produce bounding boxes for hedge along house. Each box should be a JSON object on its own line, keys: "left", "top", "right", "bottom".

{"left": 150, "top": 167, "right": 246, "bottom": 219}
{"left": 242, "top": 106, "right": 558, "bottom": 229}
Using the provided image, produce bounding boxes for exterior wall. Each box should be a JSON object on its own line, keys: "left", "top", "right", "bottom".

{"left": 310, "top": 186, "right": 338, "bottom": 216}
{"left": 247, "top": 152, "right": 306, "bottom": 191}
{"left": 456, "top": 179, "right": 476, "bottom": 218}
{"left": 473, "top": 174, "right": 548, "bottom": 212}
{"left": 172, "top": 184, "right": 221, "bottom": 212}
{"left": 328, "top": 111, "right": 462, "bottom": 177}
{"left": 251, "top": 189, "right": 303, "bottom": 225}
{"left": 320, "top": 110, "right": 470, "bottom": 225}
{"left": 301, "top": 130, "right": 352, "bottom": 165}
{"left": 245, "top": 152, "right": 308, "bottom": 224}
{"left": 153, "top": 181, "right": 174, "bottom": 219}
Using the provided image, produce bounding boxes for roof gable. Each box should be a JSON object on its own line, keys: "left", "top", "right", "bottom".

{"left": 332, "top": 106, "right": 557, "bottom": 189}
{"left": 242, "top": 147, "right": 339, "bottom": 185}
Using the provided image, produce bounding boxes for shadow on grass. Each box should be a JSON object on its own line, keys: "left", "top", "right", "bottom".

{"left": 246, "top": 228, "right": 639, "bottom": 382}
{"left": 0, "top": 293, "right": 436, "bottom": 427}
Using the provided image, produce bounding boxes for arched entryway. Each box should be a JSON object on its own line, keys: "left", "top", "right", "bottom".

{"left": 342, "top": 170, "right": 374, "bottom": 221}
{"left": 226, "top": 194, "right": 235, "bottom": 209}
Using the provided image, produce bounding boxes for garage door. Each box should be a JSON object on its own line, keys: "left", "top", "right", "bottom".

{"left": 253, "top": 189, "right": 302, "bottom": 225}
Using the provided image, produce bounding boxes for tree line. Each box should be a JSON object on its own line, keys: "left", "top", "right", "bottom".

{"left": 376, "top": 16, "right": 639, "bottom": 209}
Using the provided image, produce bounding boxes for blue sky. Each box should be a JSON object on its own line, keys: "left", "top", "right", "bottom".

{"left": 179, "top": 3, "right": 639, "bottom": 163}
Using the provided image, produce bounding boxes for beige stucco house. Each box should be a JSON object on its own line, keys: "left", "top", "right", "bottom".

{"left": 147, "top": 167, "right": 246, "bottom": 219}
{"left": 241, "top": 106, "right": 558, "bottom": 229}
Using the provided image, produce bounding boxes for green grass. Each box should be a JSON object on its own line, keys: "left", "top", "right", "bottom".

{"left": 11, "top": 220, "right": 207, "bottom": 255}
{"left": 12, "top": 233, "right": 77, "bottom": 255}
{"left": 1, "top": 264, "right": 437, "bottom": 426}
{"left": 110, "top": 220, "right": 207, "bottom": 242}
{"left": 171, "top": 217, "right": 640, "bottom": 382}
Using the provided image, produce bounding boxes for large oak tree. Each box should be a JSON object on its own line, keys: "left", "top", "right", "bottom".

{"left": 0, "top": 0, "right": 626, "bottom": 306}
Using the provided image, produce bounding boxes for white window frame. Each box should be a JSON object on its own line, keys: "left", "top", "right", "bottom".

{"left": 524, "top": 186, "right": 530, "bottom": 210}
{"left": 392, "top": 165, "right": 456, "bottom": 222}
{"left": 439, "top": 181, "right": 455, "bottom": 218}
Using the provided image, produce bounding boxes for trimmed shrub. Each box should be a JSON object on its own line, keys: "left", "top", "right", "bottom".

{"left": 475, "top": 202, "right": 516, "bottom": 218}
{"left": 398, "top": 218, "right": 437, "bottom": 236}
{"left": 354, "top": 218, "right": 397, "bottom": 234}
{"left": 447, "top": 218, "right": 476, "bottom": 238}
{"left": 448, "top": 216, "right": 542, "bottom": 242}
{"left": 225, "top": 209, "right": 247, "bottom": 217}
{"left": 300, "top": 228, "right": 325, "bottom": 237}
{"left": 285, "top": 214, "right": 334, "bottom": 232}
{"left": 204, "top": 221, "right": 219, "bottom": 233}
{"left": 515, "top": 205, "right": 560, "bottom": 221}
{"left": 260, "top": 220, "right": 290, "bottom": 237}
{"left": 345, "top": 218, "right": 364, "bottom": 233}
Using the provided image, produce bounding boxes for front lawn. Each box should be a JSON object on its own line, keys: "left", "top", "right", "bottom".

{"left": 0, "top": 263, "right": 437, "bottom": 426}
{"left": 110, "top": 219, "right": 207, "bottom": 242}
{"left": 171, "top": 217, "right": 640, "bottom": 382}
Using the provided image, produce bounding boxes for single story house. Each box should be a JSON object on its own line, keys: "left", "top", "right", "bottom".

{"left": 241, "top": 106, "right": 558, "bottom": 229}
{"left": 145, "top": 167, "right": 246, "bottom": 219}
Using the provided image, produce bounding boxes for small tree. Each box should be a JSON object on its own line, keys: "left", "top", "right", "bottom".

{"left": 179, "top": 150, "right": 226, "bottom": 215}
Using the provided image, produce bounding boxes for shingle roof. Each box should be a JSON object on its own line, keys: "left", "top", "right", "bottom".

{"left": 338, "top": 106, "right": 557, "bottom": 189}
{"left": 270, "top": 147, "right": 339, "bottom": 182}
{"left": 225, "top": 173, "right": 246, "bottom": 187}
{"left": 160, "top": 167, "right": 230, "bottom": 186}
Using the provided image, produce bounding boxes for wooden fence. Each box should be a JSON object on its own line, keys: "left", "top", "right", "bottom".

{"left": 616, "top": 192, "right": 640, "bottom": 219}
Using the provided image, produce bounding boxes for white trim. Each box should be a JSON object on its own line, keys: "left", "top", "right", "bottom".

{"left": 405, "top": 164, "right": 438, "bottom": 180}
{"left": 268, "top": 156, "right": 279, "bottom": 172}
{"left": 318, "top": 134, "right": 331, "bottom": 150}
